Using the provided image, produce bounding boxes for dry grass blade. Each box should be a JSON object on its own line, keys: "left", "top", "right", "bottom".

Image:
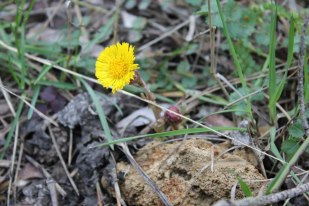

{"left": 25, "top": 155, "right": 67, "bottom": 197}
{"left": 6, "top": 122, "right": 19, "bottom": 206}
{"left": 48, "top": 126, "right": 79, "bottom": 196}
{"left": 96, "top": 182, "right": 104, "bottom": 206}
{"left": 119, "top": 143, "right": 173, "bottom": 206}
{"left": 137, "top": 18, "right": 191, "bottom": 52}
{"left": 68, "top": 129, "right": 73, "bottom": 166}
{"left": 0, "top": 83, "right": 58, "bottom": 126}
{"left": 110, "top": 153, "right": 126, "bottom": 206}
{"left": 0, "top": 78, "right": 15, "bottom": 116}
{"left": 47, "top": 178, "right": 59, "bottom": 206}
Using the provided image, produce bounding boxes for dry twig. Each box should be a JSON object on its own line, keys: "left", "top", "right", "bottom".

{"left": 297, "top": 14, "right": 309, "bottom": 132}
{"left": 48, "top": 126, "right": 80, "bottom": 196}
{"left": 119, "top": 143, "right": 173, "bottom": 206}
{"left": 213, "top": 181, "right": 309, "bottom": 206}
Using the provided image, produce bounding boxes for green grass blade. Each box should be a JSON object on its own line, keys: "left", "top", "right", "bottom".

{"left": 33, "top": 65, "right": 54, "bottom": 85}
{"left": 270, "top": 126, "right": 282, "bottom": 160}
{"left": 215, "top": 0, "right": 252, "bottom": 118}
{"left": 268, "top": 3, "right": 277, "bottom": 123}
{"left": 270, "top": 15, "right": 295, "bottom": 108}
{"left": 14, "top": 0, "right": 25, "bottom": 30}
{"left": 206, "top": 109, "right": 247, "bottom": 116}
{"left": 96, "top": 126, "right": 245, "bottom": 147}
{"left": 14, "top": 0, "right": 36, "bottom": 90}
{"left": 267, "top": 126, "right": 305, "bottom": 195}
{"left": 25, "top": 43, "right": 62, "bottom": 57}
{"left": 0, "top": 25, "right": 11, "bottom": 44}
{"left": 27, "top": 85, "right": 41, "bottom": 119}
{"left": 154, "top": 94, "right": 175, "bottom": 104}
{"left": 254, "top": 55, "right": 269, "bottom": 88}
{"left": 198, "top": 95, "right": 228, "bottom": 106}
{"left": 81, "top": 79, "right": 114, "bottom": 150}
{"left": 237, "top": 177, "right": 252, "bottom": 197}
{"left": 19, "top": 24, "right": 26, "bottom": 90}
{"left": 33, "top": 59, "right": 65, "bottom": 84}
{"left": 6, "top": 55, "right": 21, "bottom": 87}
{"left": 23, "top": 0, "right": 36, "bottom": 27}
{"left": 36, "top": 80, "right": 77, "bottom": 90}
{"left": 267, "top": 136, "right": 309, "bottom": 194}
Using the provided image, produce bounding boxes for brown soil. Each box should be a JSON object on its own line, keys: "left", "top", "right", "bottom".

{"left": 116, "top": 139, "right": 265, "bottom": 206}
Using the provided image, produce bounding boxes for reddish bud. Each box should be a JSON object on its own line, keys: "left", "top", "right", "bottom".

{"left": 164, "top": 106, "right": 182, "bottom": 125}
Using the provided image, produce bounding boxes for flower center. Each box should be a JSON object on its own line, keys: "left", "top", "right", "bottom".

{"left": 109, "top": 58, "right": 129, "bottom": 79}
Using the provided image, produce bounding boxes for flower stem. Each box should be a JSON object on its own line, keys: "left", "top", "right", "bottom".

{"left": 133, "top": 71, "right": 163, "bottom": 131}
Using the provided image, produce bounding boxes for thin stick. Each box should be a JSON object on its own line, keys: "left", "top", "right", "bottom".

{"left": 7, "top": 122, "right": 18, "bottom": 206}
{"left": 65, "top": 1, "right": 72, "bottom": 69}
{"left": 216, "top": 73, "right": 243, "bottom": 97}
{"left": 47, "top": 178, "right": 59, "bottom": 206}
{"left": 119, "top": 143, "right": 173, "bottom": 206}
{"left": 43, "top": 0, "right": 64, "bottom": 29}
{"left": 0, "top": 78, "right": 15, "bottom": 116}
{"left": 1, "top": 76, "right": 17, "bottom": 206}
{"left": 213, "top": 181, "right": 309, "bottom": 206}
{"left": 192, "top": 28, "right": 210, "bottom": 40}
{"left": 14, "top": 141, "right": 25, "bottom": 201}
{"left": 25, "top": 155, "right": 67, "bottom": 197}
{"left": 48, "top": 126, "right": 79, "bottom": 195}
{"left": 207, "top": 0, "right": 229, "bottom": 98}
{"left": 136, "top": 71, "right": 161, "bottom": 120}
{"left": 0, "top": 84, "right": 57, "bottom": 126}
{"left": 113, "top": 0, "right": 120, "bottom": 43}
{"left": 68, "top": 129, "right": 73, "bottom": 166}
{"left": 297, "top": 14, "right": 309, "bottom": 132}
{"left": 208, "top": 0, "right": 215, "bottom": 76}
{"left": 96, "top": 182, "right": 104, "bottom": 206}
{"left": 224, "top": 87, "right": 268, "bottom": 108}
{"left": 138, "top": 19, "right": 190, "bottom": 52}
{"left": 110, "top": 153, "right": 125, "bottom": 206}
{"left": 185, "top": 15, "right": 196, "bottom": 41}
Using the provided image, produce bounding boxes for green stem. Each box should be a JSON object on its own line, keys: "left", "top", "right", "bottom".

{"left": 267, "top": 136, "right": 309, "bottom": 194}
{"left": 215, "top": 0, "right": 252, "bottom": 119}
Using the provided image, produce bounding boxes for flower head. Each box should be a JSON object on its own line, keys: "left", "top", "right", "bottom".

{"left": 95, "top": 42, "right": 138, "bottom": 93}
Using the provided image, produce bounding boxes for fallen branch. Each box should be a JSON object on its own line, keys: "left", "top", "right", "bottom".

{"left": 297, "top": 14, "right": 309, "bottom": 134}
{"left": 213, "top": 181, "right": 309, "bottom": 206}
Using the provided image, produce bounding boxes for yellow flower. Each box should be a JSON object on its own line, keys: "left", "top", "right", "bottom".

{"left": 95, "top": 42, "right": 139, "bottom": 93}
